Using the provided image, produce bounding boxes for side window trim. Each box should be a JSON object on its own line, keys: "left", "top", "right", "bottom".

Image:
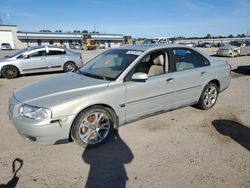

{"left": 28, "top": 49, "right": 47, "bottom": 58}
{"left": 170, "top": 47, "right": 210, "bottom": 72}
{"left": 124, "top": 49, "right": 170, "bottom": 82}
{"left": 48, "top": 50, "right": 65, "bottom": 56}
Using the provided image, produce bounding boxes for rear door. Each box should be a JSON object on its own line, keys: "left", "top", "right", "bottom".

{"left": 20, "top": 49, "right": 48, "bottom": 73}
{"left": 47, "top": 49, "right": 66, "bottom": 70}
{"left": 168, "top": 48, "right": 210, "bottom": 108}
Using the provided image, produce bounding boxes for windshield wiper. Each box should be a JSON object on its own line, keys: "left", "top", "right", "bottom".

{"left": 79, "top": 71, "right": 110, "bottom": 81}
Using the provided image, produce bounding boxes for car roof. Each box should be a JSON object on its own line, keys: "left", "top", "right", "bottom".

{"left": 27, "top": 45, "right": 65, "bottom": 51}
{"left": 117, "top": 44, "right": 188, "bottom": 51}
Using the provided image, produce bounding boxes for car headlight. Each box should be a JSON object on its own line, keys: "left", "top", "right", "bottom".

{"left": 19, "top": 104, "right": 52, "bottom": 120}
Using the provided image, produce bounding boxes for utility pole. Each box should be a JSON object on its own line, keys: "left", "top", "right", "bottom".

{"left": 7, "top": 14, "right": 10, "bottom": 24}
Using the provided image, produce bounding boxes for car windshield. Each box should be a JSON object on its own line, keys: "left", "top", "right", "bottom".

{"left": 5, "top": 48, "right": 29, "bottom": 58}
{"left": 4, "top": 46, "right": 45, "bottom": 58}
{"left": 143, "top": 39, "right": 157, "bottom": 44}
{"left": 79, "top": 49, "right": 141, "bottom": 80}
{"left": 229, "top": 41, "right": 242, "bottom": 47}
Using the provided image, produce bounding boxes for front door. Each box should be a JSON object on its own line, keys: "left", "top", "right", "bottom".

{"left": 124, "top": 50, "right": 175, "bottom": 122}
{"left": 20, "top": 49, "right": 48, "bottom": 73}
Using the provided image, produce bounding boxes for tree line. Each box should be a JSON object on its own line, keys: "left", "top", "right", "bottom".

{"left": 38, "top": 30, "right": 99, "bottom": 34}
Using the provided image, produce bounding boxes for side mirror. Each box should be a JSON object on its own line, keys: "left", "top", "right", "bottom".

{"left": 24, "top": 55, "right": 30, "bottom": 59}
{"left": 131, "top": 72, "right": 148, "bottom": 82}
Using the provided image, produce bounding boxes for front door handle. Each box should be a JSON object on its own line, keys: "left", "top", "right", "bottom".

{"left": 201, "top": 71, "right": 206, "bottom": 76}
{"left": 166, "top": 78, "right": 174, "bottom": 82}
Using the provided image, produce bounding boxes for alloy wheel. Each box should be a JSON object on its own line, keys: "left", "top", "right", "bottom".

{"left": 78, "top": 112, "right": 111, "bottom": 145}
{"left": 203, "top": 85, "right": 218, "bottom": 108}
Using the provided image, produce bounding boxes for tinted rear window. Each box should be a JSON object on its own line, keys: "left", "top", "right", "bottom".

{"left": 48, "top": 50, "right": 66, "bottom": 55}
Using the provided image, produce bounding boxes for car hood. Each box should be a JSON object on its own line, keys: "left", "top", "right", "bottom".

{"left": 0, "top": 57, "right": 7, "bottom": 62}
{"left": 0, "top": 57, "right": 15, "bottom": 63}
{"left": 219, "top": 45, "right": 239, "bottom": 50}
{"left": 14, "top": 72, "right": 109, "bottom": 106}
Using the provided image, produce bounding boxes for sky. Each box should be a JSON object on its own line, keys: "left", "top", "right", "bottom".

{"left": 0, "top": 0, "right": 250, "bottom": 38}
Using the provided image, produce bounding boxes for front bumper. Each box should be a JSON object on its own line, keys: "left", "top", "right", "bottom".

{"left": 8, "top": 94, "right": 75, "bottom": 144}
{"left": 76, "top": 60, "right": 84, "bottom": 69}
{"left": 216, "top": 49, "right": 233, "bottom": 57}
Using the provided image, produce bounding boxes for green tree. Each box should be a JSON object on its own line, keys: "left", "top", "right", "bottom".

{"left": 81, "top": 30, "right": 88, "bottom": 33}
{"left": 205, "top": 34, "right": 212, "bottom": 39}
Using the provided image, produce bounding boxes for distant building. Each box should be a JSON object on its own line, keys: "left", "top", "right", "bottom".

{"left": 0, "top": 25, "right": 124, "bottom": 49}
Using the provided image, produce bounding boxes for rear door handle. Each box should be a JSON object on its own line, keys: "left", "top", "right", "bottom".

{"left": 166, "top": 78, "right": 174, "bottom": 82}
{"left": 201, "top": 71, "right": 206, "bottom": 76}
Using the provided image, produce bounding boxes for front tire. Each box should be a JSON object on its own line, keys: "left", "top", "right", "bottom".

{"left": 1, "top": 65, "right": 19, "bottom": 79}
{"left": 71, "top": 106, "right": 115, "bottom": 148}
{"left": 63, "top": 62, "right": 76, "bottom": 72}
{"left": 196, "top": 83, "right": 219, "bottom": 110}
{"left": 233, "top": 51, "right": 239, "bottom": 57}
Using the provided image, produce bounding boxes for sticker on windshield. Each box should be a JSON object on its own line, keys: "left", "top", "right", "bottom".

{"left": 126, "top": 51, "right": 143, "bottom": 56}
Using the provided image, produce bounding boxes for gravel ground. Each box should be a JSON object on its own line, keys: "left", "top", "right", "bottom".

{"left": 0, "top": 47, "right": 249, "bottom": 188}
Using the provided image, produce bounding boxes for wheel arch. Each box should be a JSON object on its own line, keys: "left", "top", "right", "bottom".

{"left": 208, "top": 79, "right": 220, "bottom": 91}
{"left": 63, "top": 61, "right": 77, "bottom": 72}
{"left": 64, "top": 60, "right": 76, "bottom": 66}
{"left": 68, "top": 103, "right": 119, "bottom": 141}
{"left": 1, "top": 64, "right": 20, "bottom": 77}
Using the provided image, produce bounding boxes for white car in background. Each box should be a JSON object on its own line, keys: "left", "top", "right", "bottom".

{"left": 1, "top": 43, "right": 12, "bottom": 50}
{"left": 216, "top": 40, "right": 250, "bottom": 57}
{"left": 0, "top": 45, "right": 83, "bottom": 79}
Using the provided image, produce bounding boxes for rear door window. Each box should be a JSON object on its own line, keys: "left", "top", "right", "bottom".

{"left": 29, "top": 50, "right": 47, "bottom": 58}
{"left": 172, "top": 48, "right": 209, "bottom": 72}
{"left": 48, "top": 50, "right": 66, "bottom": 55}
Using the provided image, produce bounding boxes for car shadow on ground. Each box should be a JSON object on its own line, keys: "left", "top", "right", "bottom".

{"left": 212, "top": 119, "right": 250, "bottom": 151}
{"left": 0, "top": 158, "right": 23, "bottom": 188}
{"left": 232, "top": 66, "right": 250, "bottom": 76}
{"left": 82, "top": 130, "right": 134, "bottom": 188}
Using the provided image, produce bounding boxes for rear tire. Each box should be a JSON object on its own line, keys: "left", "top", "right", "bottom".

{"left": 1, "top": 65, "right": 19, "bottom": 79}
{"left": 63, "top": 62, "right": 76, "bottom": 72}
{"left": 195, "top": 83, "right": 219, "bottom": 110}
{"left": 71, "top": 106, "right": 115, "bottom": 148}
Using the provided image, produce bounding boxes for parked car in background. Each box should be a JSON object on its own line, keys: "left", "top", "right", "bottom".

{"left": 99, "top": 42, "right": 105, "bottom": 49}
{"left": 1, "top": 43, "right": 12, "bottom": 50}
{"left": 198, "top": 42, "right": 212, "bottom": 48}
{"left": 0, "top": 46, "right": 83, "bottom": 79}
{"left": 8, "top": 44, "right": 231, "bottom": 148}
{"left": 69, "top": 43, "right": 82, "bottom": 50}
{"left": 179, "top": 42, "right": 196, "bottom": 47}
{"left": 216, "top": 40, "right": 250, "bottom": 57}
{"left": 143, "top": 37, "right": 170, "bottom": 45}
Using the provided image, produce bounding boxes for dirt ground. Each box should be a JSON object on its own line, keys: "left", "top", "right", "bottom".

{"left": 0, "top": 47, "right": 249, "bottom": 188}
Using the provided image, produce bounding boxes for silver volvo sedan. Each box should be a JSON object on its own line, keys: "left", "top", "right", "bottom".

{"left": 8, "top": 44, "right": 231, "bottom": 147}
{"left": 0, "top": 46, "right": 83, "bottom": 79}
